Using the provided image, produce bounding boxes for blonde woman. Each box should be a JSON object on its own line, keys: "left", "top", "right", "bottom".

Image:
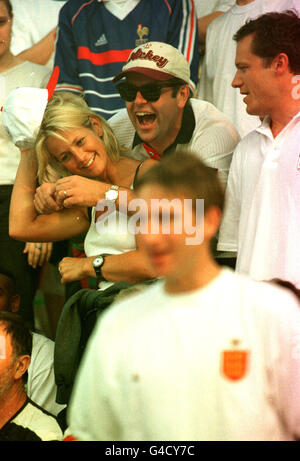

{"left": 9, "top": 92, "right": 156, "bottom": 290}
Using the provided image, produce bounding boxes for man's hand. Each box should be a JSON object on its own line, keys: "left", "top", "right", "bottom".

{"left": 34, "top": 182, "right": 63, "bottom": 214}
{"left": 34, "top": 176, "right": 111, "bottom": 214}
{"left": 55, "top": 176, "right": 108, "bottom": 208}
{"left": 58, "top": 256, "right": 93, "bottom": 283}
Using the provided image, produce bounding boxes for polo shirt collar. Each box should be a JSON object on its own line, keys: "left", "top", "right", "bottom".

{"left": 256, "top": 111, "right": 300, "bottom": 139}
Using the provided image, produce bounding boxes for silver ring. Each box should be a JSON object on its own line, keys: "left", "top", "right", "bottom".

{"left": 63, "top": 190, "right": 67, "bottom": 198}
{"left": 36, "top": 244, "right": 42, "bottom": 250}
{"left": 58, "top": 266, "right": 62, "bottom": 274}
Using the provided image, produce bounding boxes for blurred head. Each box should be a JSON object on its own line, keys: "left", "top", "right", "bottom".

{"left": 0, "top": 312, "right": 32, "bottom": 391}
{"left": 35, "top": 92, "right": 127, "bottom": 183}
{"left": 0, "top": 269, "right": 20, "bottom": 313}
{"left": 0, "top": 0, "right": 13, "bottom": 59}
{"left": 232, "top": 11, "right": 300, "bottom": 115}
{"left": 135, "top": 150, "right": 224, "bottom": 214}
{"left": 134, "top": 151, "right": 224, "bottom": 278}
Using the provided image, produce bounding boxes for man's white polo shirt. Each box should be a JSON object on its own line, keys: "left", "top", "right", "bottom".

{"left": 218, "top": 112, "right": 300, "bottom": 287}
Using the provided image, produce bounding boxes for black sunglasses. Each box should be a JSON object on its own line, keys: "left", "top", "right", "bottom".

{"left": 117, "top": 82, "right": 177, "bottom": 102}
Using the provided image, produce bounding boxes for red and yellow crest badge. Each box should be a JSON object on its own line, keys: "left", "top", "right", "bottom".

{"left": 222, "top": 339, "right": 249, "bottom": 381}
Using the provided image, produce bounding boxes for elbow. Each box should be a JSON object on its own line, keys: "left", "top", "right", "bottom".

{"left": 9, "top": 221, "right": 26, "bottom": 241}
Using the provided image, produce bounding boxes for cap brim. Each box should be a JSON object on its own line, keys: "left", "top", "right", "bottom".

{"left": 113, "top": 67, "right": 174, "bottom": 83}
{"left": 46, "top": 66, "right": 60, "bottom": 100}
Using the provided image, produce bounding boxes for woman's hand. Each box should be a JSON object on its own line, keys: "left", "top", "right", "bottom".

{"left": 24, "top": 242, "right": 53, "bottom": 269}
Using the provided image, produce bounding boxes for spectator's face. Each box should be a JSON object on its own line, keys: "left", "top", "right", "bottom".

{"left": 46, "top": 122, "right": 110, "bottom": 179}
{"left": 0, "top": 1, "right": 12, "bottom": 58}
{"left": 136, "top": 184, "right": 205, "bottom": 283}
{"left": 0, "top": 325, "right": 14, "bottom": 396}
{"left": 125, "top": 73, "right": 188, "bottom": 152}
{"left": 232, "top": 34, "right": 275, "bottom": 116}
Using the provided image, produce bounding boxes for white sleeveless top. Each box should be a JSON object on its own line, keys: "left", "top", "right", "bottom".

{"left": 84, "top": 205, "right": 136, "bottom": 290}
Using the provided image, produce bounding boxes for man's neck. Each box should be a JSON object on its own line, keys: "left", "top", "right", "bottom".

{"left": 150, "top": 118, "right": 183, "bottom": 157}
{"left": 164, "top": 256, "right": 222, "bottom": 295}
{"left": 0, "top": 386, "right": 27, "bottom": 429}
{"left": 269, "top": 103, "right": 300, "bottom": 138}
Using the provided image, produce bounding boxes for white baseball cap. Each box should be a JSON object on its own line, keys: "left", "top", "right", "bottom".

{"left": 1, "top": 66, "right": 59, "bottom": 148}
{"left": 113, "top": 41, "right": 190, "bottom": 84}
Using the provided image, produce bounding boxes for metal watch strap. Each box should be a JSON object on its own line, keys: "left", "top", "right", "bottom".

{"left": 105, "top": 185, "right": 119, "bottom": 202}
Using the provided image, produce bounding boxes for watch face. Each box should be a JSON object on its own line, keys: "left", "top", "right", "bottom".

{"left": 106, "top": 189, "right": 119, "bottom": 201}
{"left": 93, "top": 256, "right": 104, "bottom": 268}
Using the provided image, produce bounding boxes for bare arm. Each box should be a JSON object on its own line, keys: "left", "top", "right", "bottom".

{"left": 15, "top": 28, "right": 56, "bottom": 66}
{"left": 9, "top": 149, "right": 89, "bottom": 243}
{"left": 59, "top": 233, "right": 157, "bottom": 285}
{"left": 59, "top": 247, "right": 157, "bottom": 285}
{"left": 34, "top": 159, "right": 158, "bottom": 213}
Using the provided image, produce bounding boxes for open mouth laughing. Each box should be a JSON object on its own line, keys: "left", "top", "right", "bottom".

{"left": 136, "top": 112, "right": 156, "bottom": 127}
{"left": 83, "top": 153, "right": 96, "bottom": 168}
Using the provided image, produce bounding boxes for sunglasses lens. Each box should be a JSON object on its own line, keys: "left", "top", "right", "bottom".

{"left": 117, "top": 83, "right": 163, "bottom": 102}
{"left": 140, "top": 84, "right": 161, "bottom": 102}
{"left": 117, "top": 83, "right": 137, "bottom": 101}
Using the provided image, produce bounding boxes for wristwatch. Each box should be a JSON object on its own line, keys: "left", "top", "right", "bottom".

{"left": 92, "top": 253, "right": 110, "bottom": 281}
{"left": 105, "top": 185, "right": 119, "bottom": 205}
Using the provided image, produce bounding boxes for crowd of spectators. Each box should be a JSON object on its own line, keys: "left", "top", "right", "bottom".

{"left": 1, "top": 0, "right": 300, "bottom": 442}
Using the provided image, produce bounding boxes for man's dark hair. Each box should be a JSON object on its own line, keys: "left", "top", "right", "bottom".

{"left": 0, "top": 312, "right": 32, "bottom": 384}
{"left": 0, "top": 268, "right": 17, "bottom": 298}
{"left": 167, "top": 77, "right": 190, "bottom": 97}
{"left": 135, "top": 150, "right": 225, "bottom": 213}
{"left": 233, "top": 10, "right": 300, "bottom": 73}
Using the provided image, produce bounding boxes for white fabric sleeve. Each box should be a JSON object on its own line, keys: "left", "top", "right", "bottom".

{"left": 217, "top": 144, "right": 242, "bottom": 251}
{"left": 67, "top": 313, "right": 121, "bottom": 441}
{"left": 267, "top": 291, "right": 300, "bottom": 439}
{"left": 194, "top": 0, "right": 235, "bottom": 17}
{"left": 189, "top": 100, "right": 240, "bottom": 189}
{"left": 215, "top": 0, "right": 235, "bottom": 13}
{"left": 10, "top": 1, "right": 33, "bottom": 54}
{"left": 27, "top": 334, "right": 65, "bottom": 416}
{"left": 108, "top": 108, "right": 136, "bottom": 150}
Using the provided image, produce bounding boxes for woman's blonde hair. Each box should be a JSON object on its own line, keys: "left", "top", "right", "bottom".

{"left": 35, "top": 92, "right": 127, "bottom": 183}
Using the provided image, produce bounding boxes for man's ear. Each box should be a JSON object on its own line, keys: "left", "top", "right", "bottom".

{"left": 176, "top": 84, "right": 190, "bottom": 109}
{"left": 89, "top": 115, "right": 103, "bottom": 137}
{"left": 14, "top": 355, "right": 30, "bottom": 381}
{"left": 272, "top": 52, "right": 290, "bottom": 75}
{"left": 203, "top": 206, "right": 222, "bottom": 240}
{"left": 10, "top": 294, "right": 20, "bottom": 313}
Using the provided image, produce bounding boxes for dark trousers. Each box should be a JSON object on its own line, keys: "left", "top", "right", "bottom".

{"left": 0, "top": 185, "right": 39, "bottom": 326}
